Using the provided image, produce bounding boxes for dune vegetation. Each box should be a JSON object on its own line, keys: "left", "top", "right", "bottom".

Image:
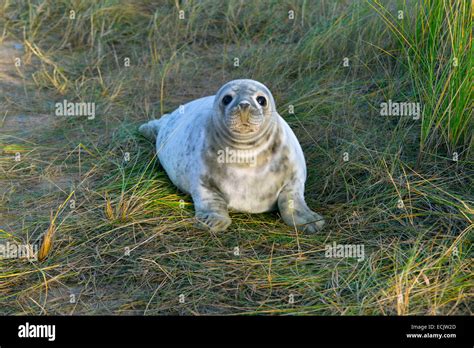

{"left": 0, "top": 0, "right": 472, "bottom": 315}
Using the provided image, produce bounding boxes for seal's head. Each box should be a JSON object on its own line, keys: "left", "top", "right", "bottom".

{"left": 213, "top": 79, "right": 276, "bottom": 140}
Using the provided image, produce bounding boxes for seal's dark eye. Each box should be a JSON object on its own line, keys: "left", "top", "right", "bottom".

{"left": 257, "top": 96, "right": 267, "bottom": 106}
{"left": 222, "top": 95, "right": 233, "bottom": 106}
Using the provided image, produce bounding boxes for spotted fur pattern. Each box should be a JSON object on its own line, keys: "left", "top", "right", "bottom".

{"left": 139, "top": 79, "right": 325, "bottom": 232}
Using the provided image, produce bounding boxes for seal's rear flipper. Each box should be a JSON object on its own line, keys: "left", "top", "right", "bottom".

{"left": 138, "top": 118, "right": 164, "bottom": 141}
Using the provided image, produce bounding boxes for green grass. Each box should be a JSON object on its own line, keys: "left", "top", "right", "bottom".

{"left": 370, "top": 0, "right": 473, "bottom": 158}
{"left": 0, "top": 0, "right": 472, "bottom": 315}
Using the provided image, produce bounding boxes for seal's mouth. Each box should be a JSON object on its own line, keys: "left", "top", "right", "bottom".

{"left": 231, "top": 123, "right": 259, "bottom": 134}
{"left": 227, "top": 107, "right": 263, "bottom": 135}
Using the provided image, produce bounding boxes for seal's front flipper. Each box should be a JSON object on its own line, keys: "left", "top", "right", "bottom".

{"left": 278, "top": 185, "right": 325, "bottom": 233}
{"left": 192, "top": 182, "right": 231, "bottom": 232}
{"left": 194, "top": 211, "right": 231, "bottom": 232}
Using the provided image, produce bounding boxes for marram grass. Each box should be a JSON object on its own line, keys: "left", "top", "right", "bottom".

{"left": 0, "top": 0, "right": 472, "bottom": 315}
{"left": 370, "top": 0, "right": 473, "bottom": 157}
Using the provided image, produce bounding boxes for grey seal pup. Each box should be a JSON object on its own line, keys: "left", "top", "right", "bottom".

{"left": 139, "top": 79, "right": 325, "bottom": 233}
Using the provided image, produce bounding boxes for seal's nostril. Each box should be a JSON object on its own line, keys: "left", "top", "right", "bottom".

{"left": 239, "top": 101, "right": 250, "bottom": 109}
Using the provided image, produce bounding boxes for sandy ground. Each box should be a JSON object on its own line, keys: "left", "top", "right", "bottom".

{"left": 0, "top": 41, "right": 59, "bottom": 232}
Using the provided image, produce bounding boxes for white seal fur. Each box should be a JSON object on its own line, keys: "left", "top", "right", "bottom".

{"left": 139, "top": 79, "right": 325, "bottom": 232}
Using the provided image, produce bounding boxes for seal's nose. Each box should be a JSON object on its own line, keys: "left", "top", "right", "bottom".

{"left": 238, "top": 101, "right": 250, "bottom": 110}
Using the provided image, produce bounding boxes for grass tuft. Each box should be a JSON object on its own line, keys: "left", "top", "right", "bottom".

{"left": 0, "top": 0, "right": 471, "bottom": 315}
